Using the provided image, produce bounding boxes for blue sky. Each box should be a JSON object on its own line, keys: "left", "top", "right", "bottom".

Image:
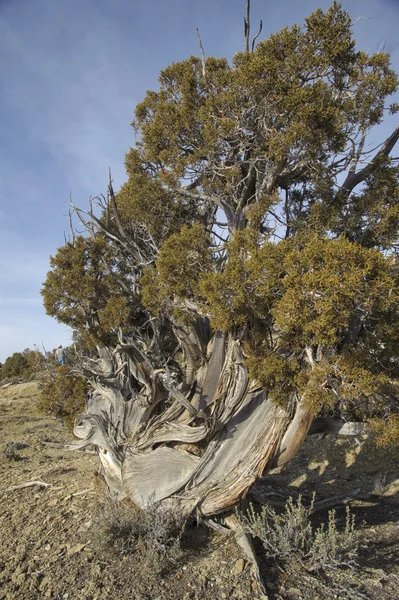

{"left": 0, "top": 0, "right": 398, "bottom": 362}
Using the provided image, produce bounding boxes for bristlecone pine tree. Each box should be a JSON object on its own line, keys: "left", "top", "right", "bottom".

{"left": 43, "top": 2, "right": 399, "bottom": 518}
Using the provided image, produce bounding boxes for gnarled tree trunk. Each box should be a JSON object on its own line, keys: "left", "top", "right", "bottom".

{"left": 72, "top": 328, "right": 313, "bottom": 517}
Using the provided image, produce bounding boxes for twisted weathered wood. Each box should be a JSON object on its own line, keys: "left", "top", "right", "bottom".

{"left": 72, "top": 331, "right": 312, "bottom": 516}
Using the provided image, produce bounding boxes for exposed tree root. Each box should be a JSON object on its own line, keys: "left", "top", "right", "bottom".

{"left": 249, "top": 484, "right": 361, "bottom": 514}
{"left": 225, "top": 513, "right": 268, "bottom": 598}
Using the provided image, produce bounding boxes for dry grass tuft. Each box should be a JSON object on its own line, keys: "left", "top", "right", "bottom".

{"left": 92, "top": 496, "right": 187, "bottom": 579}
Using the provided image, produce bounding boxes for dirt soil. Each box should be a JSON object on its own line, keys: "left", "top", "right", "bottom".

{"left": 0, "top": 382, "right": 398, "bottom": 600}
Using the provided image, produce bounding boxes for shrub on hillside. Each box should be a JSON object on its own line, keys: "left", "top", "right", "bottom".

{"left": 26, "top": 349, "right": 45, "bottom": 375}
{"left": 0, "top": 352, "right": 30, "bottom": 380}
{"left": 0, "top": 348, "right": 47, "bottom": 381}
{"left": 38, "top": 366, "right": 87, "bottom": 430}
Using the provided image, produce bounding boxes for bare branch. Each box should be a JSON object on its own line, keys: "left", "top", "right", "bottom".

{"left": 68, "top": 204, "right": 76, "bottom": 245}
{"left": 251, "top": 20, "right": 263, "bottom": 52}
{"left": 340, "top": 125, "right": 399, "bottom": 198}
{"left": 351, "top": 14, "right": 370, "bottom": 27}
{"left": 1, "top": 480, "right": 51, "bottom": 493}
{"left": 196, "top": 28, "right": 207, "bottom": 86}
{"left": 69, "top": 179, "right": 158, "bottom": 267}
{"left": 244, "top": 0, "right": 250, "bottom": 53}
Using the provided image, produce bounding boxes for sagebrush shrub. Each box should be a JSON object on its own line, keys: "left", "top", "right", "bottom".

{"left": 238, "top": 495, "right": 358, "bottom": 571}
{"left": 93, "top": 498, "right": 186, "bottom": 578}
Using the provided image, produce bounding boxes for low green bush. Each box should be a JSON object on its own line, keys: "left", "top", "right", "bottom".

{"left": 0, "top": 352, "right": 30, "bottom": 380}
{"left": 38, "top": 366, "right": 87, "bottom": 430}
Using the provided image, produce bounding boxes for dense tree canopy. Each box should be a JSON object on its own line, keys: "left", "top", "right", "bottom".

{"left": 42, "top": 3, "right": 399, "bottom": 515}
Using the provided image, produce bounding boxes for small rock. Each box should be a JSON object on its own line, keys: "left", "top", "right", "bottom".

{"left": 197, "top": 574, "right": 207, "bottom": 587}
{"left": 39, "top": 576, "right": 51, "bottom": 592}
{"left": 364, "top": 578, "right": 384, "bottom": 588}
{"left": 364, "top": 567, "right": 385, "bottom": 579}
{"left": 66, "top": 543, "right": 86, "bottom": 556}
{"left": 11, "top": 572, "right": 26, "bottom": 587}
{"left": 231, "top": 558, "right": 245, "bottom": 575}
{"left": 287, "top": 588, "right": 302, "bottom": 597}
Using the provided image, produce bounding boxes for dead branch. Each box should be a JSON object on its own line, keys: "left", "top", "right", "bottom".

{"left": 251, "top": 20, "right": 263, "bottom": 52}
{"left": 69, "top": 174, "right": 158, "bottom": 268}
{"left": 225, "top": 513, "right": 266, "bottom": 595}
{"left": 196, "top": 28, "right": 207, "bottom": 85}
{"left": 341, "top": 125, "right": 399, "bottom": 198}
{"left": 202, "top": 517, "right": 232, "bottom": 535}
{"left": 249, "top": 486, "right": 360, "bottom": 514}
{"left": 244, "top": 0, "right": 250, "bottom": 53}
{"left": 0, "top": 480, "right": 51, "bottom": 493}
{"left": 310, "top": 489, "right": 360, "bottom": 514}
{"left": 68, "top": 488, "right": 95, "bottom": 498}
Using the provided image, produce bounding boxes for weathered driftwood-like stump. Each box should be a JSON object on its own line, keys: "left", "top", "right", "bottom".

{"left": 72, "top": 330, "right": 313, "bottom": 518}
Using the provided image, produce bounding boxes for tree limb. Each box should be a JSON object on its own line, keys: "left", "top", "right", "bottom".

{"left": 251, "top": 20, "right": 263, "bottom": 52}
{"left": 196, "top": 28, "right": 207, "bottom": 86}
{"left": 244, "top": 0, "right": 250, "bottom": 53}
{"left": 340, "top": 125, "right": 399, "bottom": 198}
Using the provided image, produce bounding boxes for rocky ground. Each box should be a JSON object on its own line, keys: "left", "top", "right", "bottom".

{"left": 0, "top": 381, "right": 398, "bottom": 600}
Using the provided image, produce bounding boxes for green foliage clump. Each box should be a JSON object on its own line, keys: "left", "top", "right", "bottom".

{"left": 369, "top": 415, "right": 399, "bottom": 447}
{"left": 334, "top": 159, "right": 399, "bottom": 249}
{"left": 0, "top": 352, "right": 30, "bottom": 380}
{"left": 38, "top": 366, "right": 87, "bottom": 430}
{"left": 132, "top": 2, "right": 396, "bottom": 217}
{"left": 41, "top": 235, "right": 137, "bottom": 347}
{"left": 141, "top": 223, "right": 212, "bottom": 315}
{"left": 200, "top": 232, "right": 399, "bottom": 413}
{"left": 117, "top": 148, "right": 200, "bottom": 244}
